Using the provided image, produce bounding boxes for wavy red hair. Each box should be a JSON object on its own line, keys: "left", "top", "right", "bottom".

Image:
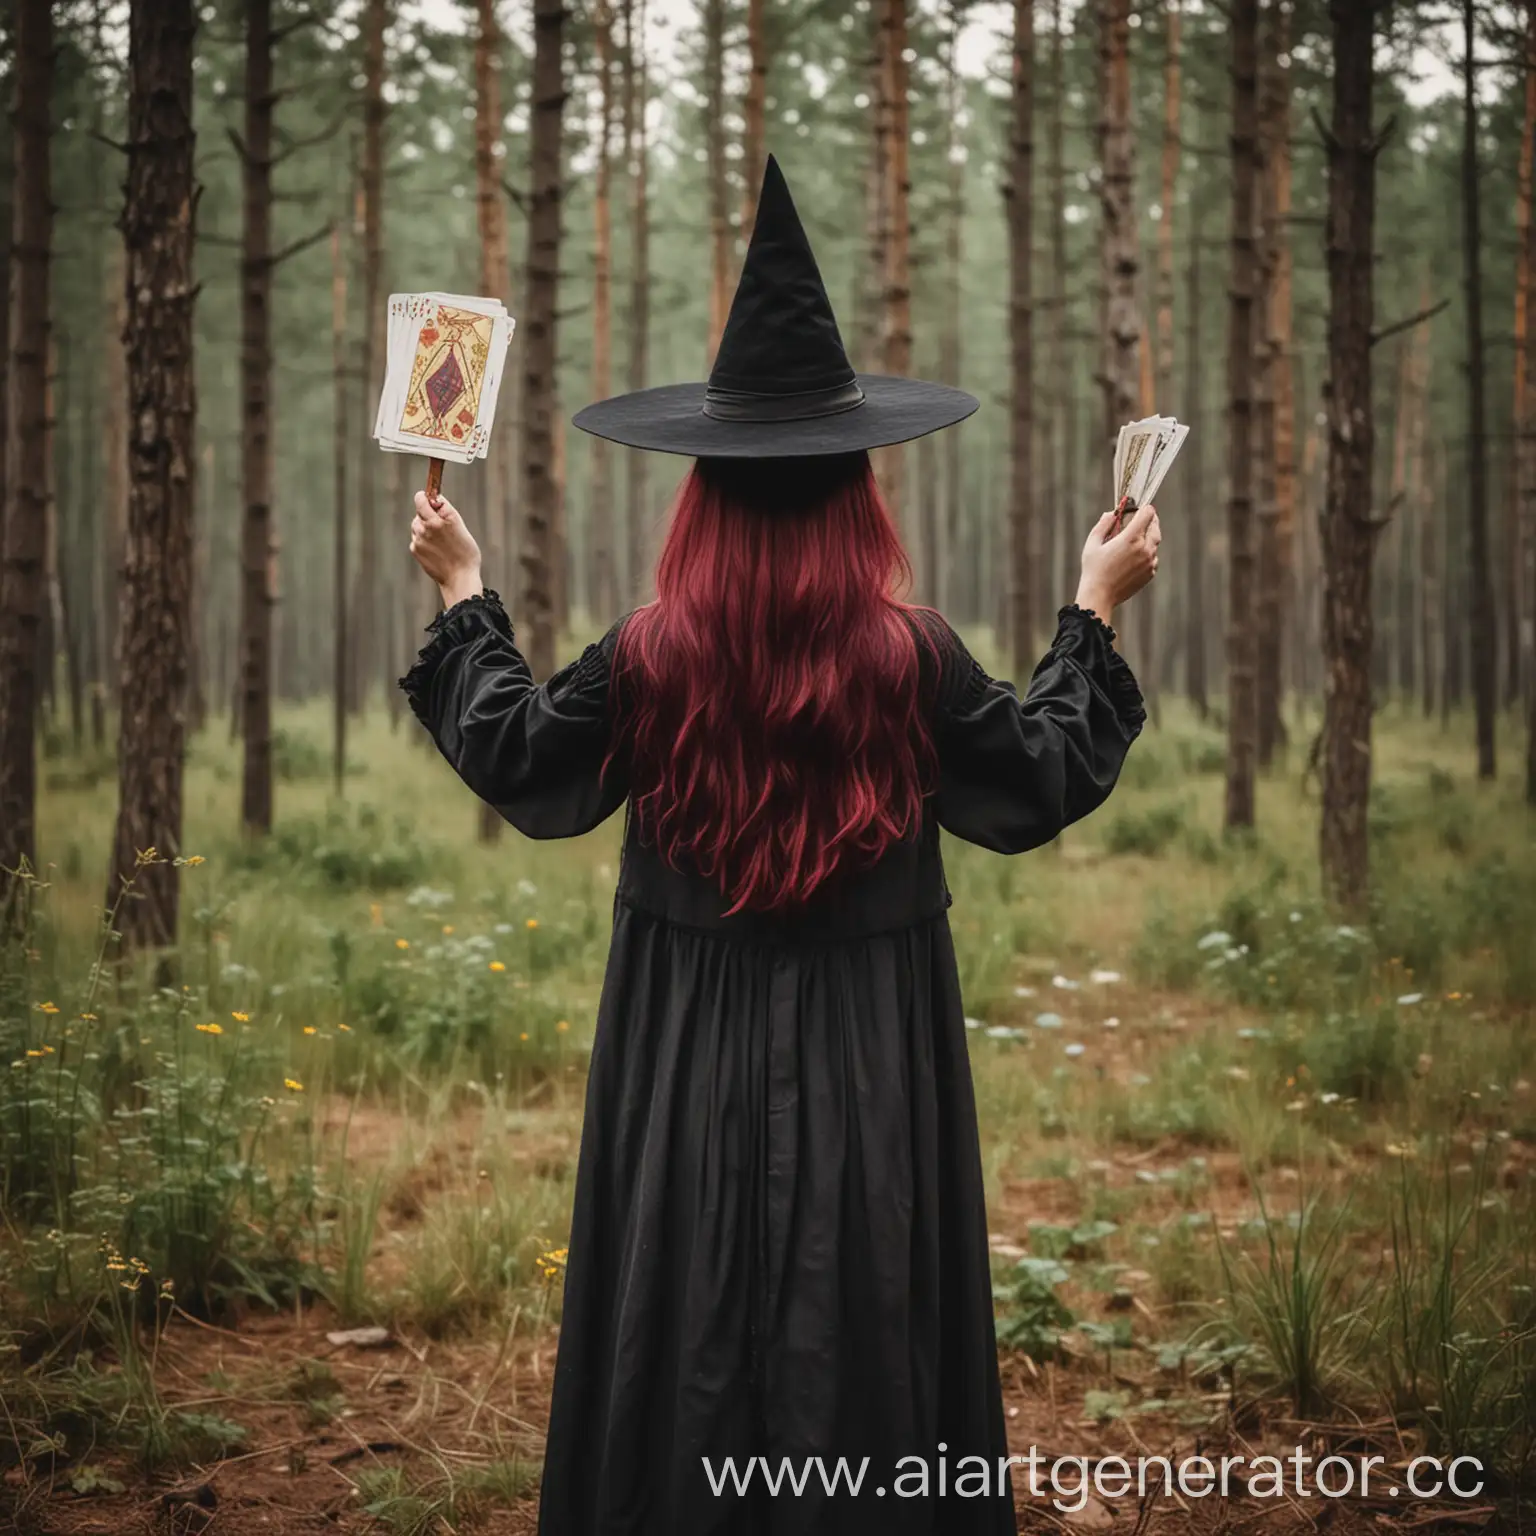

{"left": 610, "top": 451, "right": 936, "bottom": 914}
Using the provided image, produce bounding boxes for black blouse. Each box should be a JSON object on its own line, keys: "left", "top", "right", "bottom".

{"left": 400, "top": 590, "right": 1145, "bottom": 857}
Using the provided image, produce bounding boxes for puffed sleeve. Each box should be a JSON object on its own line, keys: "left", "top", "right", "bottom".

{"left": 927, "top": 605, "right": 1146, "bottom": 853}
{"left": 399, "top": 588, "right": 628, "bottom": 839}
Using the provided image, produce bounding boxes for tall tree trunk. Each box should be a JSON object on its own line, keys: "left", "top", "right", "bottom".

{"left": 236, "top": 0, "right": 275, "bottom": 836}
{"left": 475, "top": 0, "right": 513, "bottom": 843}
{"left": 520, "top": 0, "right": 565, "bottom": 681}
{"left": 1224, "top": 0, "right": 1260, "bottom": 830}
{"left": 940, "top": 0, "right": 966, "bottom": 612}
{"left": 589, "top": 1, "right": 617, "bottom": 624}
{"left": 475, "top": 0, "right": 512, "bottom": 584}
{"left": 1514, "top": 6, "right": 1536, "bottom": 729}
{"left": 1099, "top": 0, "right": 1139, "bottom": 453}
{"left": 623, "top": 0, "right": 651, "bottom": 602}
{"left": 1462, "top": 0, "right": 1495, "bottom": 778}
{"left": 0, "top": 0, "right": 51, "bottom": 892}
{"left": 739, "top": 0, "right": 766, "bottom": 238}
{"left": 704, "top": 0, "right": 728, "bottom": 367}
{"left": 1006, "top": 0, "right": 1034, "bottom": 670}
{"left": 1047, "top": 0, "right": 1069, "bottom": 625}
{"left": 353, "top": 0, "right": 386, "bottom": 713}
{"left": 1255, "top": 0, "right": 1292, "bottom": 764}
{"left": 1184, "top": 184, "right": 1207, "bottom": 717}
{"left": 331, "top": 212, "right": 348, "bottom": 796}
{"left": 1319, "top": 0, "right": 1378, "bottom": 912}
{"left": 1522, "top": 0, "right": 1536, "bottom": 800}
{"left": 876, "top": 0, "right": 912, "bottom": 537}
{"left": 1150, "top": 0, "right": 1178, "bottom": 708}
{"left": 107, "top": 0, "right": 197, "bottom": 952}
{"left": 858, "top": 29, "right": 888, "bottom": 376}
{"left": 100, "top": 247, "right": 127, "bottom": 715}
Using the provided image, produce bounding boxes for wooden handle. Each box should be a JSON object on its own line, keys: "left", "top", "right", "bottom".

{"left": 425, "top": 458, "right": 444, "bottom": 501}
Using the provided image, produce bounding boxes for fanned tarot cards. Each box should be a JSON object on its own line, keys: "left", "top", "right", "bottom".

{"left": 1111, "top": 414, "right": 1188, "bottom": 529}
{"left": 374, "top": 293, "right": 515, "bottom": 467}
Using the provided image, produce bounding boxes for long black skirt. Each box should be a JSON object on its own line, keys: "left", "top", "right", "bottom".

{"left": 535, "top": 883, "right": 1016, "bottom": 1536}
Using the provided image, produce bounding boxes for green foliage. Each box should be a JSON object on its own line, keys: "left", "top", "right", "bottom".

{"left": 993, "top": 1256, "right": 1075, "bottom": 1362}
{"left": 1216, "top": 1189, "right": 1367, "bottom": 1416}
{"left": 225, "top": 804, "right": 432, "bottom": 892}
{"left": 1103, "top": 801, "right": 1189, "bottom": 857}
{"left": 1377, "top": 1152, "right": 1536, "bottom": 1484}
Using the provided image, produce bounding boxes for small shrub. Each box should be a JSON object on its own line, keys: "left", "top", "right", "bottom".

{"left": 1104, "top": 801, "right": 1188, "bottom": 858}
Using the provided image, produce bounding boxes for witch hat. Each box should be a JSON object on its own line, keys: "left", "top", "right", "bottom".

{"left": 572, "top": 155, "right": 977, "bottom": 458}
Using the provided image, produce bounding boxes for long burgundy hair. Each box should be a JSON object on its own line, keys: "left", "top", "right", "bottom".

{"left": 610, "top": 451, "right": 936, "bottom": 914}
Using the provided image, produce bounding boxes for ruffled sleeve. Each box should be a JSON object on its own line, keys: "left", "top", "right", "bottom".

{"left": 928, "top": 605, "right": 1146, "bottom": 854}
{"left": 399, "top": 589, "right": 628, "bottom": 839}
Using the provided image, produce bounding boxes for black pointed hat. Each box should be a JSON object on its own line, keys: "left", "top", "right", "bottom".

{"left": 572, "top": 155, "right": 978, "bottom": 458}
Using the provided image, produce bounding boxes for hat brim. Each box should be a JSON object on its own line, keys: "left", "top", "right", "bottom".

{"left": 571, "top": 374, "right": 979, "bottom": 458}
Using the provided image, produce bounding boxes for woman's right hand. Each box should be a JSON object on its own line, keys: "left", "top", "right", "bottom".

{"left": 1075, "top": 502, "right": 1162, "bottom": 627}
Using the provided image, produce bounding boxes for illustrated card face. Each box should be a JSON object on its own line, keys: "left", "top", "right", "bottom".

{"left": 1116, "top": 423, "right": 1159, "bottom": 502}
{"left": 392, "top": 305, "right": 498, "bottom": 453}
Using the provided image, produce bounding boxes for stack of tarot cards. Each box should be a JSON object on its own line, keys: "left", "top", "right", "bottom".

{"left": 373, "top": 292, "right": 515, "bottom": 464}
{"left": 1113, "top": 414, "right": 1189, "bottom": 514}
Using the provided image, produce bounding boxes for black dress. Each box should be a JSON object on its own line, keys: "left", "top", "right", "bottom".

{"left": 401, "top": 594, "right": 1145, "bottom": 1536}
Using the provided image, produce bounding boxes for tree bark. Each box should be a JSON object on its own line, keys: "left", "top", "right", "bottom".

{"left": 1224, "top": 0, "right": 1260, "bottom": 830}
{"left": 589, "top": 0, "right": 617, "bottom": 624}
{"left": 858, "top": 15, "right": 890, "bottom": 377}
{"left": 876, "top": 0, "right": 912, "bottom": 536}
{"left": 1456, "top": 0, "right": 1492, "bottom": 774}
{"left": 331, "top": 212, "right": 348, "bottom": 797}
{"left": 0, "top": 0, "right": 51, "bottom": 893}
{"left": 623, "top": 0, "right": 651, "bottom": 603}
{"left": 1099, "top": 0, "right": 1139, "bottom": 453}
{"left": 1184, "top": 182, "right": 1207, "bottom": 717}
{"left": 107, "top": 0, "right": 198, "bottom": 951}
{"left": 100, "top": 246, "right": 127, "bottom": 715}
{"left": 739, "top": 0, "right": 766, "bottom": 239}
{"left": 1522, "top": 0, "right": 1536, "bottom": 801}
{"left": 1319, "top": 0, "right": 1378, "bottom": 912}
{"left": 520, "top": 0, "right": 565, "bottom": 682}
{"left": 1513, "top": 0, "right": 1536, "bottom": 731}
{"left": 475, "top": 0, "right": 513, "bottom": 844}
{"left": 1006, "top": 0, "right": 1035, "bottom": 671}
{"left": 236, "top": 0, "right": 276, "bottom": 836}
{"left": 941, "top": 0, "right": 967, "bottom": 613}
{"left": 704, "top": 0, "right": 728, "bottom": 367}
{"left": 353, "top": 0, "right": 386, "bottom": 713}
{"left": 1046, "top": 0, "right": 1068, "bottom": 628}
{"left": 1255, "top": 0, "right": 1292, "bottom": 764}
{"left": 1462, "top": 0, "right": 1495, "bottom": 778}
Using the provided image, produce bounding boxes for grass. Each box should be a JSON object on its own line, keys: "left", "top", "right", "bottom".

{"left": 4, "top": 686, "right": 1536, "bottom": 1515}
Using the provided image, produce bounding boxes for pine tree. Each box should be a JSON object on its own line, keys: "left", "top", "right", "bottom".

{"left": 107, "top": 0, "right": 198, "bottom": 951}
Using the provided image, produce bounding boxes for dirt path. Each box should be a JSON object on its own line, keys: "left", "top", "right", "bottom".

{"left": 6, "top": 1298, "right": 1507, "bottom": 1534}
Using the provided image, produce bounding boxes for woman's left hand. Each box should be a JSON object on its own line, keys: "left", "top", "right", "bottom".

{"left": 410, "top": 490, "right": 483, "bottom": 606}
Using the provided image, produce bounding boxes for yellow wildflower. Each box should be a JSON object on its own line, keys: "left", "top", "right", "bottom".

{"left": 196, "top": 1022, "right": 223, "bottom": 1036}
{"left": 442, "top": 924, "right": 455, "bottom": 935}
{"left": 232, "top": 1011, "right": 250, "bottom": 1023}
{"left": 525, "top": 918, "right": 539, "bottom": 931}
{"left": 556, "top": 1020, "right": 569, "bottom": 1033}
{"left": 519, "top": 1032, "right": 529, "bottom": 1042}
{"left": 78, "top": 1012, "right": 98, "bottom": 1022}
{"left": 284, "top": 1078, "right": 304, "bottom": 1092}
{"left": 396, "top": 938, "right": 410, "bottom": 950}
{"left": 303, "top": 1025, "right": 317, "bottom": 1036}
{"left": 36, "top": 1001, "right": 59, "bottom": 1015}
{"left": 489, "top": 961, "right": 506, "bottom": 973}
{"left": 338, "top": 1023, "right": 352, "bottom": 1033}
